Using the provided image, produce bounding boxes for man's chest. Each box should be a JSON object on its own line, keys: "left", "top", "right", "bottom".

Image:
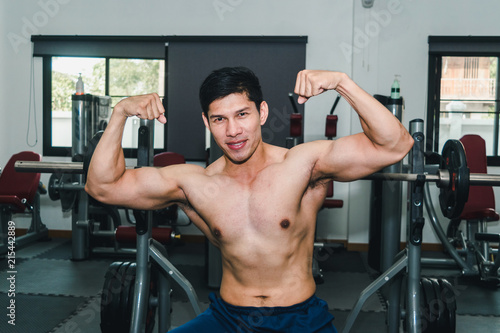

{"left": 184, "top": 174, "right": 322, "bottom": 241}
{"left": 197, "top": 180, "right": 292, "bottom": 221}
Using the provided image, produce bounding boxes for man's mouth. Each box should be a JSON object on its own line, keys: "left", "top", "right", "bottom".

{"left": 227, "top": 140, "right": 247, "bottom": 150}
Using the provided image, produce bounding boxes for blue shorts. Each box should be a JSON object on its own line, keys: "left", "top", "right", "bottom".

{"left": 169, "top": 292, "right": 337, "bottom": 333}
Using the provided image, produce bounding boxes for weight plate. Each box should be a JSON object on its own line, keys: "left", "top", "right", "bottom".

{"left": 121, "top": 263, "right": 136, "bottom": 330}
{"left": 429, "top": 278, "right": 447, "bottom": 332}
{"left": 100, "top": 261, "right": 157, "bottom": 333}
{"left": 146, "top": 267, "right": 158, "bottom": 333}
{"left": 400, "top": 275, "right": 408, "bottom": 332}
{"left": 60, "top": 173, "right": 78, "bottom": 212}
{"left": 48, "top": 173, "right": 78, "bottom": 212}
{"left": 439, "top": 139, "right": 470, "bottom": 219}
{"left": 438, "top": 279, "right": 457, "bottom": 333}
{"left": 421, "top": 277, "right": 437, "bottom": 333}
{"left": 101, "top": 261, "right": 126, "bottom": 333}
{"left": 48, "top": 173, "right": 62, "bottom": 201}
{"left": 102, "top": 262, "right": 132, "bottom": 333}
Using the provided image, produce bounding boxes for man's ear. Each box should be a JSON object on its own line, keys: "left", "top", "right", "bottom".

{"left": 259, "top": 101, "right": 269, "bottom": 125}
{"left": 202, "top": 112, "right": 210, "bottom": 130}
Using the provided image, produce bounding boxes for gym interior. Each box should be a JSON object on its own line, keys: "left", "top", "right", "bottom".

{"left": 1, "top": 1, "right": 500, "bottom": 332}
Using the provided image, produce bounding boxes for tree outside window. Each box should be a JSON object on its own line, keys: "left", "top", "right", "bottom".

{"left": 51, "top": 56, "right": 164, "bottom": 150}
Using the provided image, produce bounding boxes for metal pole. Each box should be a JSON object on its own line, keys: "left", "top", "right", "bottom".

{"left": 72, "top": 173, "right": 89, "bottom": 260}
{"left": 423, "top": 182, "right": 476, "bottom": 275}
{"left": 364, "top": 173, "right": 439, "bottom": 182}
{"left": 469, "top": 174, "right": 500, "bottom": 186}
{"left": 158, "top": 269, "right": 172, "bottom": 332}
{"left": 15, "top": 160, "right": 500, "bottom": 187}
{"left": 381, "top": 99, "right": 404, "bottom": 333}
{"left": 71, "top": 95, "right": 92, "bottom": 261}
{"left": 130, "top": 120, "right": 155, "bottom": 333}
{"left": 380, "top": 130, "right": 403, "bottom": 271}
{"left": 14, "top": 161, "right": 84, "bottom": 173}
{"left": 130, "top": 215, "right": 152, "bottom": 333}
{"left": 342, "top": 255, "right": 408, "bottom": 333}
{"left": 406, "top": 119, "right": 424, "bottom": 333}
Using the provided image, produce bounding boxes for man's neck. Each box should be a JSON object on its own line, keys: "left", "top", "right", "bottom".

{"left": 222, "top": 142, "right": 270, "bottom": 182}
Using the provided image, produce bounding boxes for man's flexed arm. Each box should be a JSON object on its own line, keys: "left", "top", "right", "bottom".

{"left": 85, "top": 93, "right": 182, "bottom": 209}
{"left": 294, "top": 70, "right": 414, "bottom": 181}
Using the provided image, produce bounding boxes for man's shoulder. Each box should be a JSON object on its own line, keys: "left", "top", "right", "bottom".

{"left": 204, "top": 156, "right": 229, "bottom": 177}
{"left": 285, "top": 140, "right": 330, "bottom": 161}
{"left": 266, "top": 143, "right": 289, "bottom": 157}
{"left": 159, "top": 162, "right": 206, "bottom": 177}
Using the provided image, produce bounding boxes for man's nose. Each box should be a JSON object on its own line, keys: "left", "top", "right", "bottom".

{"left": 226, "top": 119, "right": 242, "bottom": 137}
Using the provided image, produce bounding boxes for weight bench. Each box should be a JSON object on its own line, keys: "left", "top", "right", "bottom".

{"left": 0, "top": 151, "right": 49, "bottom": 255}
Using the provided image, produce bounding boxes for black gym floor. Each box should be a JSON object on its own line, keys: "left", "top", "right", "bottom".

{"left": 0, "top": 238, "right": 499, "bottom": 332}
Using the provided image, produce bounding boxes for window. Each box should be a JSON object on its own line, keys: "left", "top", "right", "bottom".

{"left": 437, "top": 56, "right": 497, "bottom": 154}
{"left": 49, "top": 56, "right": 164, "bottom": 154}
{"left": 33, "top": 36, "right": 167, "bottom": 157}
{"left": 426, "top": 37, "right": 500, "bottom": 165}
{"left": 51, "top": 57, "right": 105, "bottom": 147}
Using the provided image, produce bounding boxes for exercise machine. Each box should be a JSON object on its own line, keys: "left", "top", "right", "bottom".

{"left": 0, "top": 151, "right": 49, "bottom": 256}
{"left": 422, "top": 135, "right": 500, "bottom": 285}
{"left": 99, "top": 120, "right": 201, "bottom": 333}
{"left": 343, "top": 120, "right": 456, "bottom": 333}
{"left": 369, "top": 93, "right": 405, "bottom": 273}
{"left": 15, "top": 118, "right": 201, "bottom": 332}
{"left": 41, "top": 94, "right": 182, "bottom": 259}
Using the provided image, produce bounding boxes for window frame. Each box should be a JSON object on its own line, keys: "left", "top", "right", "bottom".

{"left": 42, "top": 55, "right": 167, "bottom": 158}
{"left": 426, "top": 36, "right": 500, "bottom": 166}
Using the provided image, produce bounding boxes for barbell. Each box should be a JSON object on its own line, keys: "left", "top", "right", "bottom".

{"left": 13, "top": 133, "right": 500, "bottom": 219}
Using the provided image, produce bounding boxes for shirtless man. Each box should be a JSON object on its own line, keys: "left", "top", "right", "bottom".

{"left": 86, "top": 67, "right": 414, "bottom": 332}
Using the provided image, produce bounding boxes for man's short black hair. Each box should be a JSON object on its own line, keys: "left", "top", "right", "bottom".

{"left": 199, "top": 67, "right": 263, "bottom": 116}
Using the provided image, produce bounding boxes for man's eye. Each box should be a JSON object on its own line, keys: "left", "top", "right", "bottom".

{"left": 238, "top": 112, "right": 247, "bottom": 117}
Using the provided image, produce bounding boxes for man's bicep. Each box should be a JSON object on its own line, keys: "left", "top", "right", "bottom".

{"left": 104, "top": 166, "right": 187, "bottom": 210}
{"left": 313, "top": 134, "right": 395, "bottom": 182}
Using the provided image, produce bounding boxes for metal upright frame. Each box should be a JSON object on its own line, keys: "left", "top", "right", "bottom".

{"left": 129, "top": 119, "right": 202, "bottom": 333}
{"left": 342, "top": 119, "right": 426, "bottom": 333}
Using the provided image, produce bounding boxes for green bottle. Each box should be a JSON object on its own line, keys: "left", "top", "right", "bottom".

{"left": 391, "top": 75, "right": 400, "bottom": 99}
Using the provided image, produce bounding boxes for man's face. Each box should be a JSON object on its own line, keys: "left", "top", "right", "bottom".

{"left": 202, "top": 93, "right": 268, "bottom": 164}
